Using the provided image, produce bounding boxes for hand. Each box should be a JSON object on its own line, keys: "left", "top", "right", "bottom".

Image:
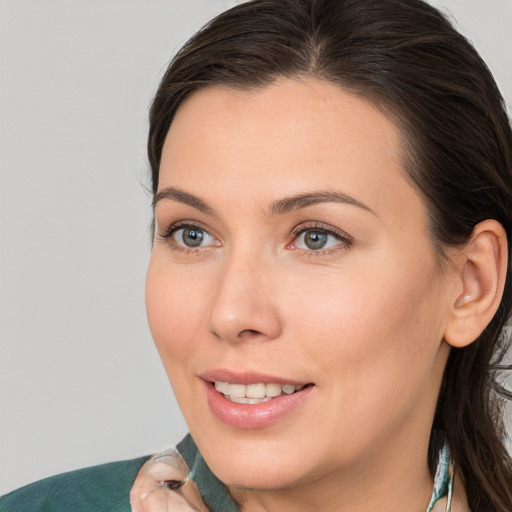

{"left": 130, "top": 447, "right": 209, "bottom": 512}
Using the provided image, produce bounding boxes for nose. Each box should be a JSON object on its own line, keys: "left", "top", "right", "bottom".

{"left": 207, "top": 251, "right": 282, "bottom": 343}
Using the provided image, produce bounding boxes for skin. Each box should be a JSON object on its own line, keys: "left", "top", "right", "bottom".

{"left": 145, "top": 77, "right": 466, "bottom": 511}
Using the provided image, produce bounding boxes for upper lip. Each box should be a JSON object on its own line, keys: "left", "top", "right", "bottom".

{"left": 200, "top": 369, "right": 311, "bottom": 386}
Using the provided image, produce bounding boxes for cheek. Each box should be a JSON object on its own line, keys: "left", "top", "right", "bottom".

{"left": 145, "top": 259, "right": 206, "bottom": 370}
{"left": 145, "top": 259, "right": 216, "bottom": 426}
{"left": 287, "top": 255, "right": 446, "bottom": 414}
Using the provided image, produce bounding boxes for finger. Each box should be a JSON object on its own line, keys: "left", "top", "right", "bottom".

{"left": 133, "top": 477, "right": 210, "bottom": 512}
{"left": 131, "top": 450, "right": 189, "bottom": 505}
{"left": 130, "top": 471, "right": 157, "bottom": 512}
{"left": 131, "top": 464, "right": 183, "bottom": 511}
{"left": 130, "top": 481, "right": 147, "bottom": 512}
{"left": 145, "top": 486, "right": 201, "bottom": 512}
{"left": 152, "top": 448, "right": 189, "bottom": 475}
{"left": 146, "top": 461, "right": 187, "bottom": 483}
{"left": 179, "top": 479, "right": 209, "bottom": 512}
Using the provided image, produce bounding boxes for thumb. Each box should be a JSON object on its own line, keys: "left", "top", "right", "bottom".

{"left": 130, "top": 447, "right": 209, "bottom": 512}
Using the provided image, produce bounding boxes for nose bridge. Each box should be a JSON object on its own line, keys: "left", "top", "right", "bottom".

{"left": 208, "top": 245, "right": 281, "bottom": 343}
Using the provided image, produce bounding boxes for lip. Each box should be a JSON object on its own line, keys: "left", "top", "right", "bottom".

{"left": 200, "top": 370, "right": 315, "bottom": 430}
{"left": 200, "top": 369, "right": 309, "bottom": 386}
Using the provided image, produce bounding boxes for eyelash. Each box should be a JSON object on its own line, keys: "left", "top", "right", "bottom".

{"left": 156, "top": 221, "right": 217, "bottom": 255}
{"left": 288, "top": 222, "right": 353, "bottom": 255}
{"left": 156, "top": 221, "right": 353, "bottom": 256}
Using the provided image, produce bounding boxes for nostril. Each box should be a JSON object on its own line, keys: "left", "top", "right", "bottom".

{"left": 239, "top": 329, "right": 263, "bottom": 338}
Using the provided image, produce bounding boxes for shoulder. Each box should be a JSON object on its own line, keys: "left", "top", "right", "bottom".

{"left": 0, "top": 456, "right": 150, "bottom": 512}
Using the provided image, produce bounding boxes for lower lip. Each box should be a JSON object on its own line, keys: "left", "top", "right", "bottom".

{"left": 203, "top": 381, "right": 314, "bottom": 430}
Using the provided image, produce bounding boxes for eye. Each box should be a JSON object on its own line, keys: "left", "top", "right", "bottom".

{"left": 173, "top": 226, "right": 215, "bottom": 248}
{"left": 296, "top": 230, "right": 338, "bottom": 250}
{"left": 157, "top": 222, "right": 219, "bottom": 251}
{"left": 289, "top": 223, "right": 353, "bottom": 253}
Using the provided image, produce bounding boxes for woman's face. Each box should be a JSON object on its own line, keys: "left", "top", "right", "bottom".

{"left": 146, "top": 78, "right": 456, "bottom": 492}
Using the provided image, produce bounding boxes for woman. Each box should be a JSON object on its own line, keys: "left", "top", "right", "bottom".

{"left": 133, "top": 0, "right": 512, "bottom": 510}
{"left": 2, "top": 0, "right": 511, "bottom": 511}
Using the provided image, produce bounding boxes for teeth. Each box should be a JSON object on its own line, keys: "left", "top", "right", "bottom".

{"left": 214, "top": 381, "right": 307, "bottom": 403}
{"left": 230, "top": 396, "right": 272, "bottom": 404}
{"left": 265, "top": 383, "right": 282, "bottom": 398}
{"left": 246, "top": 383, "right": 266, "bottom": 398}
{"left": 282, "top": 384, "right": 295, "bottom": 395}
{"left": 227, "top": 383, "right": 246, "bottom": 398}
{"left": 215, "top": 381, "right": 229, "bottom": 394}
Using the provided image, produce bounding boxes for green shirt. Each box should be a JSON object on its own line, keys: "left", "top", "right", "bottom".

{"left": 0, "top": 456, "right": 148, "bottom": 512}
{"left": 0, "top": 435, "right": 237, "bottom": 512}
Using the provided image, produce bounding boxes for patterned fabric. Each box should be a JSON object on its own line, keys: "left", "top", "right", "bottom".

{"left": 425, "top": 443, "right": 454, "bottom": 512}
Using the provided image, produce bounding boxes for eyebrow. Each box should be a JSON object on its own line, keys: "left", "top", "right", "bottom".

{"left": 153, "top": 186, "right": 375, "bottom": 216}
{"left": 153, "top": 186, "right": 213, "bottom": 213}
{"left": 268, "top": 190, "right": 376, "bottom": 216}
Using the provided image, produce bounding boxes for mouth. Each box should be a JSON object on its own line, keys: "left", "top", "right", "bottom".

{"left": 213, "top": 381, "right": 309, "bottom": 404}
{"left": 200, "top": 372, "right": 315, "bottom": 429}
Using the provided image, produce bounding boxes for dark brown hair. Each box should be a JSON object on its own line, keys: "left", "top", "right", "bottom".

{"left": 148, "top": 0, "right": 512, "bottom": 509}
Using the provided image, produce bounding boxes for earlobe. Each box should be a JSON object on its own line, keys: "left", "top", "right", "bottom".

{"left": 444, "top": 220, "right": 508, "bottom": 348}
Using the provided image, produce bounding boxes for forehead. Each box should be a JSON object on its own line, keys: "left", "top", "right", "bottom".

{"left": 159, "top": 77, "right": 424, "bottom": 226}
{"left": 167, "top": 78, "right": 402, "bottom": 160}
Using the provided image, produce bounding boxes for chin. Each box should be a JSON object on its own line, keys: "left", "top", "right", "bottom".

{"left": 217, "top": 463, "right": 311, "bottom": 492}
{"left": 193, "top": 431, "right": 320, "bottom": 491}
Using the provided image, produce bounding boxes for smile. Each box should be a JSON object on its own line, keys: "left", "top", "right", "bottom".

{"left": 214, "top": 381, "right": 307, "bottom": 404}
{"left": 200, "top": 370, "right": 315, "bottom": 429}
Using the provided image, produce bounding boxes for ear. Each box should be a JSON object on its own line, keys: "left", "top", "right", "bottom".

{"left": 444, "top": 219, "right": 508, "bottom": 348}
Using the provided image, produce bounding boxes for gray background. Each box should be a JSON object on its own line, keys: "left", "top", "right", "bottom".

{"left": 1, "top": 0, "right": 511, "bottom": 495}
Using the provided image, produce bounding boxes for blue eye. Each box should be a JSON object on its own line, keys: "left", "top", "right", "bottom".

{"left": 289, "top": 222, "right": 353, "bottom": 254}
{"left": 295, "top": 229, "right": 340, "bottom": 250}
{"left": 172, "top": 226, "right": 216, "bottom": 248}
{"left": 156, "top": 222, "right": 220, "bottom": 253}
